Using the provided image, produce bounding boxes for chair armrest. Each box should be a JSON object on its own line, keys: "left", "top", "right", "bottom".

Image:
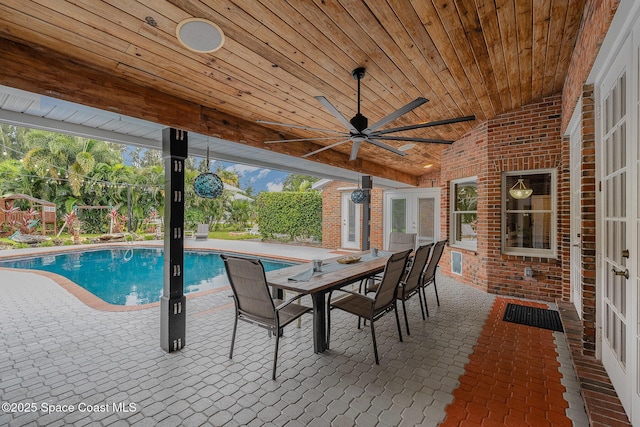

{"left": 330, "top": 288, "right": 375, "bottom": 303}
{"left": 274, "top": 292, "right": 306, "bottom": 310}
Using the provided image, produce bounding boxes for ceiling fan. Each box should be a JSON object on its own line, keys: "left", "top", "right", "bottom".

{"left": 258, "top": 67, "right": 475, "bottom": 161}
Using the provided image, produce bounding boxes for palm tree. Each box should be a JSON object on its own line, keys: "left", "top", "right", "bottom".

{"left": 21, "top": 130, "right": 122, "bottom": 196}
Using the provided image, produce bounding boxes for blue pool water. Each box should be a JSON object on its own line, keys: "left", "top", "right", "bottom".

{"left": 0, "top": 248, "right": 293, "bottom": 306}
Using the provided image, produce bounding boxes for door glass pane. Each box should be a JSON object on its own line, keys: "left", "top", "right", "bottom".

{"left": 418, "top": 198, "right": 435, "bottom": 245}
{"left": 348, "top": 199, "right": 356, "bottom": 242}
{"left": 391, "top": 198, "right": 406, "bottom": 233}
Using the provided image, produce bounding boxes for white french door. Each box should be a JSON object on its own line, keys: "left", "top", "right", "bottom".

{"left": 598, "top": 33, "right": 639, "bottom": 423}
{"left": 341, "top": 192, "right": 360, "bottom": 249}
{"left": 569, "top": 111, "right": 583, "bottom": 316}
{"left": 384, "top": 188, "right": 440, "bottom": 250}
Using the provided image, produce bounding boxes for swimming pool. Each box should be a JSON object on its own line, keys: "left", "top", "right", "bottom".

{"left": 0, "top": 248, "right": 293, "bottom": 306}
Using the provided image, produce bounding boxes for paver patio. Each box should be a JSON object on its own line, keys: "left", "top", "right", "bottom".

{"left": 0, "top": 240, "right": 590, "bottom": 426}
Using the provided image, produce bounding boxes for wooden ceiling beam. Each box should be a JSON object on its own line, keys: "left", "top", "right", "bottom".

{"left": 0, "top": 38, "right": 418, "bottom": 186}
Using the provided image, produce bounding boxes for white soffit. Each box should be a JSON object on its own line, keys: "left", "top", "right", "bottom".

{"left": 0, "top": 85, "right": 411, "bottom": 189}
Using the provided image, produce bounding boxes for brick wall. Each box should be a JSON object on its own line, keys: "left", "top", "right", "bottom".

{"left": 440, "top": 95, "right": 566, "bottom": 302}
{"left": 320, "top": 180, "right": 384, "bottom": 250}
{"left": 440, "top": 122, "right": 489, "bottom": 292}
{"left": 562, "top": 0, "right": 620, "bottom": 133}
{"left": 580, "top": 86, "right": 597, "bottom": 356}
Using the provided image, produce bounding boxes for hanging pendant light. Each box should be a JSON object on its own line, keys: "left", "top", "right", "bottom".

{"left": 194, "top": 147, "right": 223, "bottom": 199}
{"left": 351, "top": 177, "right": 368, "bottom": 204}
{"left": 509, "top": 178, "right": 533, "bottom": 199}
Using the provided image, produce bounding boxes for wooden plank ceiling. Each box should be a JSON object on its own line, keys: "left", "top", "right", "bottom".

{"left": 0, "top": 0, "right": 585, "bottom": 184}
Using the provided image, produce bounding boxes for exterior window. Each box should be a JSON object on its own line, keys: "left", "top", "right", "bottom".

{"left": 451, "top": 177, "right": 477, "bottom": 249}
{"left": 503, "top": 170, "right": 556, "bottom": 257}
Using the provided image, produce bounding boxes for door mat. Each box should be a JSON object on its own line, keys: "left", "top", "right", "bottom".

{"left": 502, "top": 303, "right": 564, "bottom": 332}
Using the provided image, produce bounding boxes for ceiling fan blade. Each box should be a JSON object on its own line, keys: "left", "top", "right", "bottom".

{"left": 315, "top": 96, "right": 357, "bottom": 132}
{"left": 364, "top": 97, "right": 429, "bottom": 133}
{"left": 264, "top": 136, "right": 349, "bottom": 144}
{"left": 369, "top": 135, "right": 454, "bottom": 144}
{"left": 371, "top": 115, "right": 476, "bottom": 136}
{"left": 301, "top": 138, "right": 352, "bottom": 158}
{"left": 366, "top": 139, "right": 408, "bottom": 156}
{"left": 257, "top": 120, "right": 348, "bottom": 135}
{"left": 350, "top": 140, "right": 362, "bottom": 161}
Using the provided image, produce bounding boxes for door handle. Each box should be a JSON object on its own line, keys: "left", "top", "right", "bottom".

{"left": 612, "top": 268, "right": 629, "bottom": 280}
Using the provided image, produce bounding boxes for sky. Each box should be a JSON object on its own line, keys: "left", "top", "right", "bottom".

{"left": 220, "top": 162, "right": 287, "bottom": 193}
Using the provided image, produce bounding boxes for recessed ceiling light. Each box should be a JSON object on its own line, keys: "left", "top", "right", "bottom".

{"left": 423, "top": 164, "right": 433, "bottom": 169}
{"left": 398, "top": 143, "right": 415, "bottom": 151}
{"left": 176, "top": 18, "right": 225, "bottom": 53}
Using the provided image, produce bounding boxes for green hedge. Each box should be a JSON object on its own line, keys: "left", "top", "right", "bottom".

{"left": 256, "top": 191, "right": 322, "bottom": 241}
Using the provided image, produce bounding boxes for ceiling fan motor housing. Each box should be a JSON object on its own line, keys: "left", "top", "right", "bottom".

{"left": 350, "top": 113, "right": 368, "bottom": 132}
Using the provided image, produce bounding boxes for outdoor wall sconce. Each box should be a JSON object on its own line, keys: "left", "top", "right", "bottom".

{"left": 509, "top": 179, "right": 533, "bottom": 199}
{"left": 194, "top": 147, "right": 223, "bottom": 199}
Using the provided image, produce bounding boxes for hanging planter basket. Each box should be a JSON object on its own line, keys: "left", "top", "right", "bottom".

{"left": 194, "top": 147, "right": 223, "bottom": 199}
{"left": 351, "top": 188, "right": 368, "bottom": 204}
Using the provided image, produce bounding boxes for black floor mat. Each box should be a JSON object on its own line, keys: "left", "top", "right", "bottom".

{"left": 502, "top": 303, "right": 564, "bottom": 332}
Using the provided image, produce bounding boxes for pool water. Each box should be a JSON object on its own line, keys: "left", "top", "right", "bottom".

{"left": 0, "top": 248, "right": 293, "bottom": 306}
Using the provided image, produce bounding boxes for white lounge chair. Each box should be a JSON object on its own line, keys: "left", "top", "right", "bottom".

{"left": 195, "top": 224, "right": 209, "bottom": 240}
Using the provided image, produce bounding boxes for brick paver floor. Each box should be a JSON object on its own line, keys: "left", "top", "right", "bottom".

{"left": 0, "top": 264, "right": 593, "bottom": 426}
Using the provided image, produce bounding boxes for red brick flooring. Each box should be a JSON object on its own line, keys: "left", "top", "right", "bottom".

{"left": 558, "top": 301, "right": 632, "bottom": 427}
{"left": 441, "top": 297, "right": 573, "bottom": 426}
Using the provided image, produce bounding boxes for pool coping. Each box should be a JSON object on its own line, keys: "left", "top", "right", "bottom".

{"left": 0, "top": 242, "right": 312, "bottom": 312}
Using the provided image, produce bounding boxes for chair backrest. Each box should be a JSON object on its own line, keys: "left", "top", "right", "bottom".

{"left": 423, "top": 240, "right": 447, "bottom": 282}
{"left": 374, "top": 249, "right": 412, "bottom": 310}
{"left": 221, "top": 255, "right": 276, "bottom": 324}
{"left": 388, "top": 232, "right": 416, "bottom": 252}
{"left": 402, "top": 243, "right": 433, "bottom": 293}
{"left": 197, "top": 223, "right": 209, "bottom": 234}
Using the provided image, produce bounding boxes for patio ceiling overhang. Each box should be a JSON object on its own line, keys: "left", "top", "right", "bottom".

{"left": 0, "top": 84, "right": 410, "bottom": 189}
{"left": 0, "top": 1, "right": 585, "bottom": 186}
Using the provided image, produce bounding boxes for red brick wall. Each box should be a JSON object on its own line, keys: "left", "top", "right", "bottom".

{"left": 562, "top": 0, "right": 620, "bottom": 133}
{"left": 440, "top": 123, "right": 489, "bottom": 292}
{"left": 580, "top": 86, "right": 597, "bottom": 356}
{"left": 320, "top": 181, "right": 384, "bottom": 250}
{"left": 440, "top": 95, "right": 566, "bottom": 301}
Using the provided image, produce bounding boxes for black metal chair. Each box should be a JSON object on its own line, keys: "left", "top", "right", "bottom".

{"left": 420, "top": 240, "right": 447, "bottom": 318}
{"left": 326, "top": 249, "right": 412, "bottom": 364}
{"left": 221, "top": 254, "right": 311, "bottom": 380}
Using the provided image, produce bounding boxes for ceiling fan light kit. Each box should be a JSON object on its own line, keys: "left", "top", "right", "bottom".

{"left": 259, "top": 68, "right": 476, "bottom": 161}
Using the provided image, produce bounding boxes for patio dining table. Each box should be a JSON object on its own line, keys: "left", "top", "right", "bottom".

{"left": 265, "top": 250, "right": 390, "bottom": 353}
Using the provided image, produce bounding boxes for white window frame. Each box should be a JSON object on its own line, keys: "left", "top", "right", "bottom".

{"left": 502, "top": 169, "right": 557, "bottom": 258}
{"left": 450, "top": 176, "right": 478, "bottom": 251}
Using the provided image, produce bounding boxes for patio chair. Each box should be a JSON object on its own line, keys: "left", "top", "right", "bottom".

{"left": 420, "top": 240, "right": 447, "bottom": 317}
{"left": 194, "top": 223, "right": 209, "bottom": 240}
{"left": 365, "top": 243, "right": 433, "bottom": 335}
{"left": 221, "top": 254, "right": 311, "bottom": 380}
{"left": 388, "top": 232, "right": 416, "bottom": 252}
{"left": 326, "top": 249, "right": 411, "bottom": 364}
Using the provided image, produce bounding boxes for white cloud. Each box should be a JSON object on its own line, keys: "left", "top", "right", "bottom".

{"left": 266, "top": 181, "right": 283, "bottom": 192}
{"left": 225, "top": 164, "right": 260, "bottom": 175}
{"left": 256, "top": 169, "right": 271, "bottom": 179}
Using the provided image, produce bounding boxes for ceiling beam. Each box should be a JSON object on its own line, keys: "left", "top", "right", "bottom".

{"left": 0, "top": 38, "right": 418, "bottom": 186}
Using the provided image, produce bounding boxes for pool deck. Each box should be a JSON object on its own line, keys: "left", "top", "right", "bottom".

{"left": 0, "top": 239, "right": 630, "bottom": 426}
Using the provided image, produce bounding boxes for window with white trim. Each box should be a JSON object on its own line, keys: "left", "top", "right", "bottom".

{"left": 450, "top": 177, "right": 477, "bottom": 250}
{"left": 503, "top": 170, "right": 556, "bottom": 257}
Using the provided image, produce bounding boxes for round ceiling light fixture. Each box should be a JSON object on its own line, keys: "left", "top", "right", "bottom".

{"left": 398, "top": 143, "right": 415, "bottom": 151}
{"left": 176, "top": 18, "right": 225, "bottom": 53}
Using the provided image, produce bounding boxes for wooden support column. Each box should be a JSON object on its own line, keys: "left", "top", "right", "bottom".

{"left": 160, "top": 128, "right": 187, "bottom": 352}
{"left": 361, "top": 176, "right": 372, "bottom": 251}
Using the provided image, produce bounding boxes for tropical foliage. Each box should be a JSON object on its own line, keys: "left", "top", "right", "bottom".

{"left": 256, "top": 191, "right": 322, "bottom": 241}
{"left": 0, "top": 126, "right": 320, "bottom": 241}
{"left": 0, "top": 126, "right": 251, "bottom": 234}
